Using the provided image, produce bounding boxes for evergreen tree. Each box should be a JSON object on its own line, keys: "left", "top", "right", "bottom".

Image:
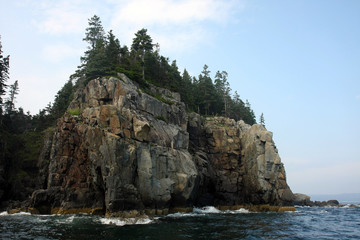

{"left": 214, "top": 70, "right": 231, "bottom": 117}
{"left": 259, "top": 113, "right": 265, "bottom": 127}
{"left": 105, "top": 30, "right": 121, "bottom": 73}
{"left": 4, "top": 80, "right": 19, "bottom": 113}
{"left": 197, "top": 65, "right": 218, "bottom": 115}
{"left": 0, "top": 36, "right": 9, "bottom": 117}
{"left": 181, "top": 69, "right": 194, "bottom": 110}
{"left": 131, "top": 28, "right": 153, "bottom": 80}
{"left": 83, "top": 15, "right": 105, "bottom": 49}
{"left": 244, "top": 99, "right": 256, "bottom": 125}
{"left": 50, "top": 80, "right": 74, "bottom": 122}
{"left": 85, "top": 38, "right": 109, "bottom": 80}
{"left": 71, "top": 15, "right": 106, "bottom": 81}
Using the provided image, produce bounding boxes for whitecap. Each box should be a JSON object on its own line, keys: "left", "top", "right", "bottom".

{"left": 99, "top": 218, "right": 127, "bottom": 226}
{"left": 167, "top": 212, "right": 199, "bottom": 218}
{"left": 193, "top": 206, "right": 221, "bottom": 214}
{"left": 0, "top": 211, "right": 9, "bottom": 216}
{"left": 11, "top": 212, "right": 31, "bottom": 216}
{"left": 55, "top": 215, "right": 75, "bottom": 224}
{"left": 231, "top": 208, "right": 250, "bottom": 214}
{"left": 341, "top": 204, "right": 360, "bottom": 208}
{"left": 99, "top": 217, "right": 154, "bottom": 226}
{"left": 65, "top": 215, "right": 75, "bottom": 223}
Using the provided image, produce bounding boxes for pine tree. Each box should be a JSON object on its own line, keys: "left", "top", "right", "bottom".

{"left": 4, "top": 80, "right": 19, "bottom": 113}
{"left": 259, "top": 113, "right": 265, "bottom": 127}
{"left": 83, "top": 15, "right": 105, "bottom": 49}
{"left": 105, "top": 30, "right": 121, "bottom": 73}
{"left": 197, "top": 65, "right": 218, "bottom": 115}
{"left": 71, "top": 15, "right": 106, "bottom": 81}
{"left": 85, "top": 38, "right": 109, "bottom": 80}
{"left": 50, "top": 80, "right": 74, "bottom": 121}
{"left": 214, "top": 70, "right": 231, "bottom": 117}
{"left": 181, "top": 69, "right": 194, "bottom": 110}
{"left": 131, "top": 29, "right": 153, "bottom": 80}
{"left": 0, "top": 36, "right": 9, "bottom": 117}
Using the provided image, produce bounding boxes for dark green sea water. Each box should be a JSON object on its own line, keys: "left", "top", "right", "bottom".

{"left": 1, "top": 206, "right": 359, "bottom": 239}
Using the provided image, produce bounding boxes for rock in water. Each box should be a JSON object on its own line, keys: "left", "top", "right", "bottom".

{"left": 30, "top": 74, "right": 294, "bottom": 215}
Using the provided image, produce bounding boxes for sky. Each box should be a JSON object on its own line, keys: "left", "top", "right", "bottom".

{"left": 1, "top": 0, "right": 359, "bottom": 196}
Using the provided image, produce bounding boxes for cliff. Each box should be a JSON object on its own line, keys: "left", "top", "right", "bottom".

{"left": 30, "top": 73, "right": 294, "bottom": 215}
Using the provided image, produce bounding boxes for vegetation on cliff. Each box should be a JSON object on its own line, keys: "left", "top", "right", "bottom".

{"left": 0, "top": 14, "right": 259, "bottom": 205}
{"left": 69, "top": 15, "right": 257, "bottom": 124}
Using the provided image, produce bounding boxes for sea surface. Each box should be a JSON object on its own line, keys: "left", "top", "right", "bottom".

{"left": 1, "top": 205, "right": 359, "bottom": 239}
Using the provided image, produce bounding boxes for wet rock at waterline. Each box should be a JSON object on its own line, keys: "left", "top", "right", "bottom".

{"left": 30, "top": 73, "right": 294, "bottom": 215}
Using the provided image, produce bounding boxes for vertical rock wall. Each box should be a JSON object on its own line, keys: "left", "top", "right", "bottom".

{"left": 30, "top": 74, "right": 293, "bottom": 215}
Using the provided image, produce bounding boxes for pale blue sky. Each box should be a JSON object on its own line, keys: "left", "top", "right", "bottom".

{"left": 1, "top": 0, "right": 359, "bottom": 196}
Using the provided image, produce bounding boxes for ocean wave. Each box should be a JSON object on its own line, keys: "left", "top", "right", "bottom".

{"left": 167, "top": 206, "right": 250, "bottom": 217}
{"left": 193, "top": 206, "right": 221, "bottom": 214}
{"left": 0, "top": 211, "right": 8, "bottom": 216}
{"left": 341, "top": 204, "right": 360, "bottom": 208}
{"left": 54, "top": 215, "right": 76, "bottom": 224}
{"left": 0, "top": 211, "right": 31, "bottom": 216}
{"left": 225, "top": 208, "right": 250, "bottom": 214}
{"left": 99, "top": 216, "right": 154, "bottom": 226}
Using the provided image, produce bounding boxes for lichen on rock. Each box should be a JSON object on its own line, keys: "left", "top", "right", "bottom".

{"left": 30, "top": 74, "right": 294, "bottom": 215}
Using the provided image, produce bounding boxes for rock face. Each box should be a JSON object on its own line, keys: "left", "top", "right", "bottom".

{"left": 30, "top": 74, "right": 294, "bottom": 215}
{"left": 188, "top": 115, "right": 293, "bottom": 206}
{"left": 293, "top": 193, "right": 342, "bottom": 207}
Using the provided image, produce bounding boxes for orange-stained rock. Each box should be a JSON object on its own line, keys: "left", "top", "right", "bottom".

{"left": 30, "top": 74, "right": 294, "bottom": 216}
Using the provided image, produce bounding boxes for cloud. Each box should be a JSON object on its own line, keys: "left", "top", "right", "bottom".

{"left": 111, "top": 0, "right": 238, "bottom": 26}
{"left": 29, "top": 0, "right": 101, "bottom": 35}
{"left": 109, "top": 0, "right": 243, "bottom": 53}
{"left": 25, "top": 0, "right": 243, "bottom": 54}
{"left": 41, "top": 43, "right": 83, "bottom": 63}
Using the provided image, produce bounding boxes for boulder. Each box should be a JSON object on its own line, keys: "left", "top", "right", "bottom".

{"left": 293, "top": 193, "right": 312, "bottom": 206}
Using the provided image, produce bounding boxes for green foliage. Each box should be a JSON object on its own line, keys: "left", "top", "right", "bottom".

{"left": 67, "top": 108, "right": 81, "bottom": 116}
{"left": 156, "top": 115, "right": 168, "bottom": 123}
{"left": 259, "top": 113, "right": 265, "bottom": 127}
{"left": 4, "top": 80, "right": 19, "bottom": 113}
{"left": 0, "top": 35, "right": 10, "bottom": 117}
{"left": 83, "top": 15, "right": 105, "bottom": 49}
{"left": 67, "top": 15, "right": 257, "bottom": 125}
{"left": 50, "top": 80, "right": 75, "bottom": 120}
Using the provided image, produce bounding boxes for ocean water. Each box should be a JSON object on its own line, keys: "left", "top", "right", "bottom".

{"left": 1, "top": 206, "right": 359, "bottom": 239}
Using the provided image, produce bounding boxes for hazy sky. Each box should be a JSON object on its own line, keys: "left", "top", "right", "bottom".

{"left": 1, "top": 0, "right": 359, "bottom": 196}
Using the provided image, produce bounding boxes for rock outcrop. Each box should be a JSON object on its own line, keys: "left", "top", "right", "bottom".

{"left": 30, "top": 74, "right": 294, "bottom": 215}
{"left": 293, "top": 193, "right": 343, "bottom": 207}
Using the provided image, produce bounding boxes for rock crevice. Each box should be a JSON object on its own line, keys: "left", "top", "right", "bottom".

{"left": 30, "top": 74, "right": 294, "bottom": 214}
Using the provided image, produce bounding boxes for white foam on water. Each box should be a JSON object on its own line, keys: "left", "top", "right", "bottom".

{"left": 11, "top": 212, "right": 31, "bottom": 216}
{"left": 99, "top": 217, "right": 154, "bottom": 226}
{"left": 227, "top": 208, "right": 250, "bottom": 214}
{"left": 65, "top": 215, "right": 75, "bottom": 223}
{"left": 99, "top": 218, "right": 127, "bottom": 226}
{"left": 55, "top": 215, "right": 75, "bottom": 224}
{"left": 168, "top": 206, "right": 251, "bottom": 217}
{"left": 193, "top": 206, "right": 221, "bottom": 214}
{"left": 167, "top": 212, "right": 200, "bottom": 218}
{"left": 342, "top": 204, "right": 360, "bottom": 208}
{"left": 0, "top": 211, "right": 9, "bottom": 216}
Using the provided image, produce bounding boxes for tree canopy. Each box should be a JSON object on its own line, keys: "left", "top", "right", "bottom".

{"left": 0, "top": 15, "right": 260, "bottom": 203}
{"left": 68, "top": 15, "right": 257, "bottom": 124}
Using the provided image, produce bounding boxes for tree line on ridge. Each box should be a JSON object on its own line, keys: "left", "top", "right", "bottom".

{"left": 0, "top": 15, "right": 264, "bottom": 204}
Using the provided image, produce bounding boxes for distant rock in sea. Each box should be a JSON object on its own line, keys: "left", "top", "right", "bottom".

{"left": 292, "top": 193, "right": 357, "bottom": 207}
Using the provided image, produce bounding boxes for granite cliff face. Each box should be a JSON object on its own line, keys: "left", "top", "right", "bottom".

{"left": 30, "top": 74, "right": 293, "bottom": 215}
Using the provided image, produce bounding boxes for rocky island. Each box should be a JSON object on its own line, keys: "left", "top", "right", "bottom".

{"left": 27, "top": 73, "right": 294, "bottom": 216}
